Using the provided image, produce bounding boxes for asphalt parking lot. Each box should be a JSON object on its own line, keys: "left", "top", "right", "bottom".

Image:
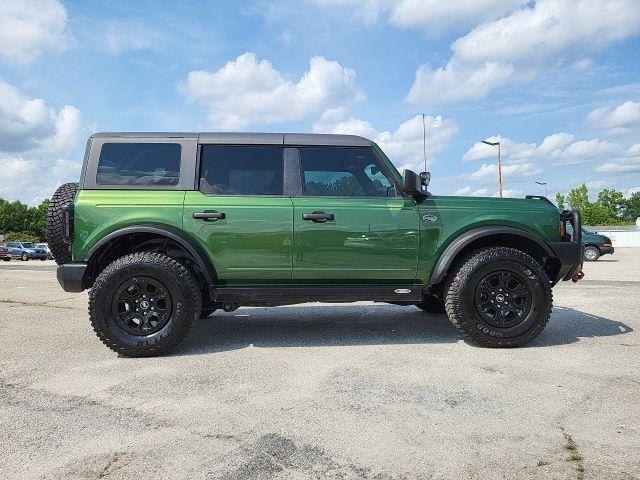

{"left": 1, "top": 250, "right": 639, "bottom": 480}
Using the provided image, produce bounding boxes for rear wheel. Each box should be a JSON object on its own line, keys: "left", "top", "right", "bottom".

{"left": 444, "top": 247, "right": 552, "bottom": 347}
{"left": 584, "top": 246, "right": 600, "bottom": 261}
{"left": 89, "top": 252, "right": 202, "bottom": 357}
{"left": 21, "top": 252, "right": 28, "bottom": 261}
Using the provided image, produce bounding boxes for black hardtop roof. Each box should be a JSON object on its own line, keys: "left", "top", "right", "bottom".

{"left": 90, "top": 132, "right": 372, "bottom": 147}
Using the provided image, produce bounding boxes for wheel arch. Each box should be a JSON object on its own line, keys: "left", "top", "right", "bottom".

{"left": 428, "top": 226, "right": 555, "bottom": 286}
{"left": 84, "top": 225, "right": 217, "bottom": 292}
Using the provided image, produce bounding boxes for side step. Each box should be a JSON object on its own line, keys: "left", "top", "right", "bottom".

{"left": 212, "top": 285, "right": 424, "bottom": 304}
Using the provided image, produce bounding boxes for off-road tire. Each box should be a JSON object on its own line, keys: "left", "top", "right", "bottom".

{"left": 583, "top": 246, "right": 600, "bottom": 262}
{"left": 89, "top": 252, "right": 202, "bottom": 357}
{"left": 415, "top": 294, "right": 446, "bottom": 314}
{"left": 46, "top": 182, "right": 78, "bottom": 265}
{"left": 444, "top": 247, "right": 552, "bottom": 347}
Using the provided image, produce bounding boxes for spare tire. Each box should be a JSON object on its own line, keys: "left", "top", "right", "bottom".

{"left": 46, "top": 182, "right": 78, "bottom": 265}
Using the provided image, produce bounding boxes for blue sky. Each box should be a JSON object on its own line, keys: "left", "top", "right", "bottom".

{"left": 1, "top": 0, "right": 639, "bottom": 204}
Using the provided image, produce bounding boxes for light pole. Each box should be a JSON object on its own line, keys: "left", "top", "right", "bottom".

{"left": 481, "top": 140, "right": 502, "bottom": 198}
{"left": 535, "top": 181, "right": 548, "bottom": 197}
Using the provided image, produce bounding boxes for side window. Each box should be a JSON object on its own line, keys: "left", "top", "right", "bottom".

{"left": 199, "top": 146, "right": 284, "bottom": 195}
{"left": 96, "top": 143, "right": 181, "bottom": 186}
{"left": 299, "top": 147, "right": 395, "bottom": 197}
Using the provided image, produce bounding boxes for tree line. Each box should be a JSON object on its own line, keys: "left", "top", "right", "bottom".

{"left": 0, "top": 198, "right": 50, "bottom": 242}
{"left": 556, "top": 184, "right": 640, "bottom": 226}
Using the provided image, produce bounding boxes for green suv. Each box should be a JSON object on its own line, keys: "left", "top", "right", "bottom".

{"left": 46, "top": 133, "right": 584, "bottom": 356}
{"left": 566, "top": 225, "right": 614, "bottom": 261}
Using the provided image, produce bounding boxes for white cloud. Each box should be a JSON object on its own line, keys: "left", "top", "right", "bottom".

{"left": 596, "top": 161, "right": 640, "bottom": 174}
{"left": 494, "top": 188, "right": 523, "bottom": 198}
{"left": 0, "top": 79, "right": 82, "bottom": 154}
{"left": 312, "top": 108, "right": 377, "bottom": 137}
{"left": 549, "top": 138, "right": 618, "bottom": 165}
{"left": 467, "top": 162, "right": 542, "bottom": 182}
{"left": 313, "top": 0, "right": 524, "bottom": 32}
{"left": 104, "top": 22, "right": 161, "bottom": 54}
{"left": 0, "top": 0, "right": 69, "bottom": 63}
{"left": 537, "top": 132, "right": 575, "bottom": 156}
{"left": 454, "top": 186, "right": 489, "bottom": 196}
{"left": 0, "top": 80, "right": 83, "bottom": 205}
{"left": 179, "top": 53, "right": 363, "bottom": 130}
{"left": 587, "top": 101, "right": 640, "bottom": 134}
{"left": 408, "top": 0, "right": 640, "bottom": 105}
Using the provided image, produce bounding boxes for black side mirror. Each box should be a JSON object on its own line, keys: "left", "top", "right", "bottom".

{"left": 419, "top": 171, "right": 431, "bottom": 187}
{"left": 402, "top": 169, "right": 427, "bottom": 199}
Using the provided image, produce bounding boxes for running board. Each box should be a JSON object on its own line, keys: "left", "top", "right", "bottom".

{"left": 212, "top": 285, "right": 424, "bottom": 304}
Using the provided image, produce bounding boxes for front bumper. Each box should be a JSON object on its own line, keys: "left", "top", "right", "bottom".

{"left": 57, "top": 263, "right": 87, "bottom": 292}
{"left": 600, "top": 246, "right": 614, "bottom": 255}
{"left": 548, "top": 241, "right": 584, "bottom": 282}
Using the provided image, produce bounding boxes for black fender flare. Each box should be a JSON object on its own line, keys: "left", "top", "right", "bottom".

{"left": 428, "top": 226, "right": 554, "bottom": 285}
{"left": 85, "top": 224, "right": 217, "bottom": 288}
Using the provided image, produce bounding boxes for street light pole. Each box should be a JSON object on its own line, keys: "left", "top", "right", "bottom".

{"left": 535, "top": 181, "right": 548, "bottom": 197}
{"left": 481, "top": 140, "right": 502, "bottom": 198}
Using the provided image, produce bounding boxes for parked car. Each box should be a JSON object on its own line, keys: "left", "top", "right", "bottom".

{"left": 5, "top": 241, "right": 49, "bottom": 261}
{"left": 0, "top": 244, "right": 11, "bottom": 261}
{"left": 36, "top": 243, "right": 54, "bottom": 259}
{"left": 46, "top": 132, "right": 584, "bottom": 357}
{"left": 567, "top": 225, "right": 614, "bottom": 261}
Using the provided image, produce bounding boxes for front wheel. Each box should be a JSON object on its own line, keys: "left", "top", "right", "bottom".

{"left": 21, "top": 253, "right": 28, "bottom": 261}
{"left": 89, "top": 252, "right": 202, "bottom": 357}
{"left": 584, "top": 246, "right": 600, "bottom": 261}
{"left": 444, "top": 247, "right": 552, "bottom": 347}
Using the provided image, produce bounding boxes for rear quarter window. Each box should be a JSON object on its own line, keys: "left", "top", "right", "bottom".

{"left": 96, "top": 143, "right": 181, "bottom": 186}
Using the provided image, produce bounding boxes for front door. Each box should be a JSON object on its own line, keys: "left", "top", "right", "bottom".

{"left": 183, "top": 145, "right": 293, "bottom": 285}
{"left": 291, "top": 146, "right": 420, "bottom": 283}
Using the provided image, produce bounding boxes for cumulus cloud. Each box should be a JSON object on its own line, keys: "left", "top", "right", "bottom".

{"left": 315, "top": 111, "right": 458, "bottom": 172}
{"left": 408, "top": 0, "right": 640, "bottom": 105}
{"left": 179, "top": 53, "right": 363, "bottom": 130}
{"left": 0, "top": 0, "right": 69, "bottom": 63}
{"left": 463, "top": 132, "right": 619, "bottom": 166}
{"left": 587, "top": 101, "right": 640, "bottom": 134}
{"left": 467, "top": 162, "right": 542, "bottom": 182}
{"left": 0, "top": 80, "right": 83, "bottom": 205}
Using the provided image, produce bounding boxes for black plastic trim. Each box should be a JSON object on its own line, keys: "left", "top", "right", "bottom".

{"left": 428, "top": 226, "right": 554, "bottom": 285}
{"left": 57, "top": 263, "right": 87, "bottom": 292}
{"left": 547, "top": 241, "right": 584, "bottom": 281}
{"left": 84, "top": 225, "right": 217, "bottom": 288}
{"left": 213, "top": 285, "right": 424, "bottom": 303}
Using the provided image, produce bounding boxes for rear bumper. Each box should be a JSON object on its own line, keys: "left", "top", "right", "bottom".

{"left": 57, "top": 263, "right": 87, "bottom": 292}
{"left": 600, "top": 246, "right": 614, "bottom": 255}
{"left": 548, "top": 241, "right": 584, "bottom": 282}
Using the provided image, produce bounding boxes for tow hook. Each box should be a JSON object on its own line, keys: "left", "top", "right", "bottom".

{"left": 572, "top": 270, "right": 585, "bottom": 283}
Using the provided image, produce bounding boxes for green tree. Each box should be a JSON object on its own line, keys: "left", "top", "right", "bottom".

{"left": 563, "top": 184, "right": 632, "bottom": 226}
{"left": 625, "top": 192, "right": 640, "bottom": 222}
{"left": 555, "top": 193, "right": 566, "bottom": 210}
{"left": 0, "top": 197, "right": 51, "bottom": 241}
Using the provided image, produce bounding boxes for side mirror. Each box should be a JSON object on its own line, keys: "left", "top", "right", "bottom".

{"left": 419, "top": 171, "right": 431, "bottom": 187}
{"left": 402, "top": 169, "right": 427, "bottom": 199}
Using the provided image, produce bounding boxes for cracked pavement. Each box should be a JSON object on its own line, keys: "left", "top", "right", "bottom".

{"left": 1, "top": 250, "right": 639, "bottom": 479}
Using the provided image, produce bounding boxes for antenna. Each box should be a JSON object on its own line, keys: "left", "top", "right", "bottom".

{"left": 422, "top": 113, "right": 427, "bottom": 172}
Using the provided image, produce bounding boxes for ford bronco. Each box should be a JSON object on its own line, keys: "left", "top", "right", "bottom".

{"left": 46, "top": 133, "right": 584, "bottom": 356}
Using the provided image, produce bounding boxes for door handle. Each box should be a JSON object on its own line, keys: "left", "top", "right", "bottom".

{"left": 193, "top": 211, "right": 226, "bottom": 221}
{"left": 302, "top": 212, "right": 334, "bottom": 223}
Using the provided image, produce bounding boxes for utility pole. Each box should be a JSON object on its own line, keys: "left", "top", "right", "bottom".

{"left": 481, "top": 140, "right": 502, "bottom": 198}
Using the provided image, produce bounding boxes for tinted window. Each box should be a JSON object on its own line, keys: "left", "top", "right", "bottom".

{"left": 200, "top": 146, "right": 284, "bottom": 195}
{"left": 96, "top": 143, "right": 181, "bottom": 186}
{"left": 299, "top": 147, "right": 395, "bottom": 197}
{"left": 22, "top": 243, "right": 34, "bottom": 248}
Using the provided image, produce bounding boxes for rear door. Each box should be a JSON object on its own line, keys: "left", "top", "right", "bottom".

{"left": 291, "top": 146, "right": 420, "bottom": 283}
{"left": 182, "top": 145, "right": 293, "bottom": 286}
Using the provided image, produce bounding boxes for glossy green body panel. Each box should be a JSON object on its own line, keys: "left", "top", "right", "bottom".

{"left": 182, "top": 191, "right": 293, "bottom": 285}
{"left": 292, "top": 197, "right": 419, "bottom": 282}
{"left": 72, "top": 190, "right": 186, "bottom": 261}
{"left": 416, "top": 195, "right": 561, "bottom": 284}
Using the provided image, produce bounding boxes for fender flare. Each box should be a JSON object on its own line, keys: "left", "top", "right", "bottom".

{"left": 85, "top": 224, "right": 217, "bottom": 287}
{"left": 428, "top": 226, "right": 554, "bottom": 285}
